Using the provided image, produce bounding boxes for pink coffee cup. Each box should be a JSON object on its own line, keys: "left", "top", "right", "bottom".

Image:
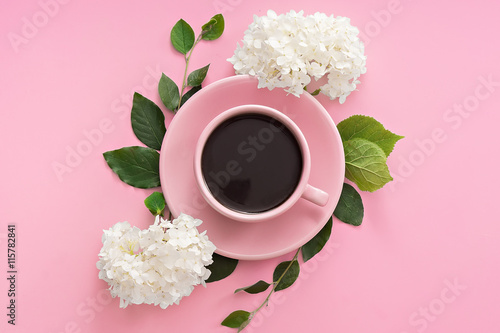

{"left": 194, "top": 104, "right": 329, "bottom": 222}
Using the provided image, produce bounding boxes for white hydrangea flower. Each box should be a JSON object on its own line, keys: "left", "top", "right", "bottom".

{"left": 227, "top": 10, "right": 367, "bottom": 103}
{"left": 96, "top": 213, "right": 216, "bottom": 309}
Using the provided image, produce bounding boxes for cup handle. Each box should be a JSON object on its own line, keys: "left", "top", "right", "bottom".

{"left": 302, "top": 184, "right": 329, "bottom": 206}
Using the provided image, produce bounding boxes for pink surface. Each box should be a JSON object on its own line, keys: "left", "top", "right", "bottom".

{"left": 1, "top": 0, "right": 499, "bottom": 332}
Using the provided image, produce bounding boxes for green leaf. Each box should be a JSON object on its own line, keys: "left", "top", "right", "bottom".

{"left": 103, "top": 146, "right": 160, "bottom": 189}
{"left": 311, "top": 88, "right": 321, "bottom": 96}
{"left": 180, "top": 85, "right": 202, "bottom": 108}
{"left": 235, "top": 280, "right": 271, "bottom": 294}
{"left": 170, "top": 19, "right": 195, "bottom": 54}
{"left": 221, "top": 310, "right": 251, "bottom": 329}
{"left": 144, "top": 192, "right": 166, "bottom": 216}
{"left": 187, "top": 64, "right": 210, "bottom": 87}
{"left": 337, "top": 115, "right": 404, "bottom": 157}
{"left": 301, "top": 217, "right": 332, "bottom": 262}
{"left": 205, "top": 253, "right": 238, "bottom": 283}
{"left": 273, "top": 260, "right": 300, "bottom": 292}
{"left": 158, "top": 73, "right": 180, "bottom": 112}
{"left": 131, "top": 93, "right": 166, "bottom": 150}
{"left": 344, "top": 138, "right": 393, "bottom": 192}
{"left": 201, "top": 14, "right": 225, "bottom": 40}
{"left": 334, "top": 183, "right": 364, "bottom": 226}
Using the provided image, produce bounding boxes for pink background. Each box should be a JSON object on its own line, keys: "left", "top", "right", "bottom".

{"left": 1, "top": 0, "right": 499, "bottom": 332}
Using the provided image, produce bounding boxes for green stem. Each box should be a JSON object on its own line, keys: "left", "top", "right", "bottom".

{"left": 177, "top": 34, "right": 202, "bottom": 111}
{"left": 248, "top": 248, "right": 301, "bottom": 323}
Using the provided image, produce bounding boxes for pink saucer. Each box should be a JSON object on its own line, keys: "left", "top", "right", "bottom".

{"left": 159, "top": 75, "right": 344, "bottom": 260}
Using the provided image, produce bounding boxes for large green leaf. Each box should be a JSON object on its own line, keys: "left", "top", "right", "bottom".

{"left": 170, "top": 19, "right": 195, "bottom": 54}
{"left": 344, "top": 138, "right": 393, "bottom": 192}
{"left": 131, "top": 93, "right": 166, "bottom": 150}
{"left": 201, "top": 14, "right": 225, "bottom": 41}
{"left": 187, "top": 64, "right": 209, "bottom": 87}
{"left": 103, "top": 146, "right": 160, "bottom": 189}
{"left": 301, "top": 217, "right": 333, "bottom": 262}
{"left": 158, "top": 73, "right": 180, "bottom": 112}
{"left": 234, "top": 280, "right": 271, "bottom": 294}
{"left": 205, "top": 253, "right": 238, "bottom": 283}
{"left": 333, "top": 183, "right": 364, "bottom": 226}
{"left": 273, "top": 260, "right": 300, "bottom": 292}
{"left": 337, "top": 115, "right": 404, "bottom": 157}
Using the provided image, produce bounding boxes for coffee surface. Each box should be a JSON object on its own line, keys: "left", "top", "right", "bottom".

{"left": 201, "top": 113, "right": 303, "bottom": 213}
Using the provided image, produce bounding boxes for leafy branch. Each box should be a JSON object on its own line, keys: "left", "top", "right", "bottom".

{"left": 103, "top": 14, "right": 224, "bottom": 189}
{"left": 222, "top": 249, "right": 301, "bottom": 332}
{"left": 222, "top": 212, "right": 348, "bottom": 331}
{"left": 219, "top": 216, "right": 344, "bottom": 332}
{"left": 161, "top": 14, "right": 224, "bottom": 113}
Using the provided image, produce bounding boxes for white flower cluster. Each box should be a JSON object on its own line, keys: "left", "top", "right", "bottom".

{"left": 227, "top": 10, "right": 367, "bottom": 103}
{"left": 96, "top": 213, "right": 216, "bottom": 309}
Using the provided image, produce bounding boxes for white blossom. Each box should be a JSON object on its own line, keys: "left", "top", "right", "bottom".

{"left": 96, "top": 213, "right": 216, "bottom": 309}
{"left": 227, "top": 10, "right": 367, "bottom": 103}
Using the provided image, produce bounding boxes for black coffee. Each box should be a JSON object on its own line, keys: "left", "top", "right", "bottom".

{"left": 201, "top": 113, "right": 303, "bottom": 214}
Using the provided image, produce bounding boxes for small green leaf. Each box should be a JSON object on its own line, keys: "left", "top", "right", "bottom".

{"left": 205, "top": 253, "right": 238, "bottom": 283}
{"left": 170, "top": 19, "right": 195, "bottom": 54}
{"left": 180, "top": 85, "right": 202, "bottom": 108}
{"left": 334, "top": 183, "right": 364, "bottom": 226}
{"left": 235, "top": 280, "right": 271, "bottom": 294}
{"left": 201, "top": 14, "right": 225, "bottom": 40}
{"left": 344, "top": 138, "right": 393, "bottom": 192}
{"left": 103, "top": 146, "right": 160, "bottom": 189}
{"left": 158, "top": 73, "right": 180, "bottom": 112}
{"left": 311, "top": 88, "right": 321, "bottom": 96}
{"left": 301, "top": 217, "right": 333, "bottom": 262}
{"left": 144, "top": 192, "right": 166, "bottom": 216}
{"left": 337, "top": 115, "right": 404, "bottom": 157}
{"left": 221, "top": 310, "right": 251, "bottom": 329}
{"left": 187, "top": 64, "right": 210, "bottom": 87}
{"left": 131, "top": 93, "right": 166, "bottom": 150}
{"left": 273, "top": 260, "right": 300, "bottom": 292}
